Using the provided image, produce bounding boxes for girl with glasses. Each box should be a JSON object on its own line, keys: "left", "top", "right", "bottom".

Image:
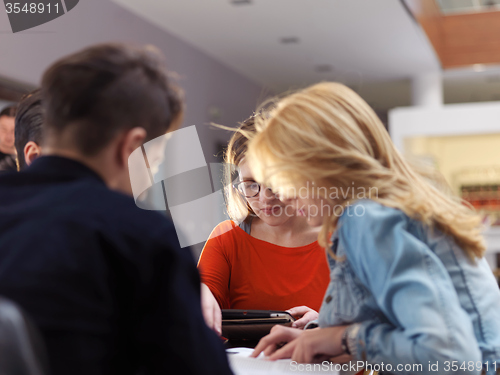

{"left": 197, "top": 117, "right": 330, "bottom": 336}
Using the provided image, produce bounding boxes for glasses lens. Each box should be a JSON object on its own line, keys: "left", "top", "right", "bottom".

{"left": 237, "top": 181, "right": 260, "bottom": 197}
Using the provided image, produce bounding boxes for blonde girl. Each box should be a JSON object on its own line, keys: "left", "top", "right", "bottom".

{"left": 250, "top": 82, "right": 500, "bottom": 375}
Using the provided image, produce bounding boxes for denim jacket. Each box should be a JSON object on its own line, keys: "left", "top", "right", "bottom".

{"left": 317, "top": 200, "right": 500, "bottom": 375}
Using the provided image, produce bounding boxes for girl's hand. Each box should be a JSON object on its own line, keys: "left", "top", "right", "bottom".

{"left": 251, "top": 325, "right": 303, "bottom": 358}
{"left": 286, "top": 306, "right": 319, "bottom": 329}
{"left": 268, "top": 326, "right": 349, "bottom": 363}
{"left": 200, "top": 283, "right": 222, "bottom": 336}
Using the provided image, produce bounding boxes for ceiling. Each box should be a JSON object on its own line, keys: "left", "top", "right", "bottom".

{"left": 436, "top": 0, "right": 500, "bottom": 14}
{"left": 111, "top": 0, "right": 500, "bottom": 110}
{"left": 110, "top": 0, "right": 440, "bottom": 89}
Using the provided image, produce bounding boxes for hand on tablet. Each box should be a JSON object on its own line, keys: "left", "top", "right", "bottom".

{"left": 253, "top": 325, "right": 349, "bottom": 363}
{"left": 286, "top": 306, "right": 319, "bottom": 329}
{"left": 200, "top": 283, "right": 222, "bottom": 335}
{"left": 251, "top": 325, "right": 303, "bottom": 358}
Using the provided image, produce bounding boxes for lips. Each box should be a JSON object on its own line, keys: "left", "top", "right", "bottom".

{"left": 260, "top": 206, "right": 280, "bottom": 215}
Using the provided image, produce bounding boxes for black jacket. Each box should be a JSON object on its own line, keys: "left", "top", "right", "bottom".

{"left": 0, "top": 156, "right": 232, "bottom": 375}
{"left": 0, "top": 151, "right": 17, "bottom": 173}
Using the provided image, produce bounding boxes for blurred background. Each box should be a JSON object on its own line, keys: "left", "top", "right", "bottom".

{"left": 1, "top": 0, "right": 500, "bottom": 277}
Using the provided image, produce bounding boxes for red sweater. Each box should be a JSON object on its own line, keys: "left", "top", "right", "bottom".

{"left": 198, "top": 221, "right": 330, "bottom": 311}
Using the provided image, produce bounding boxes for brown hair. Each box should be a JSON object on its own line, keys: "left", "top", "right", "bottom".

{"left": 41, "top": 43, "right": 183, "bottom": 155}
{"left": 0, "top": 105, "right": 17, "bottom": 118}
{"left": 223, "top": 115, "right": 258, "bottom": 222}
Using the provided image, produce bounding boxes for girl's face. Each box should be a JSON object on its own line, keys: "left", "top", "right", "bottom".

{"left": 237, "top": 161, "right": 296, "bottom": 226}
{"left": 278, "top": 183, "right": 328, "bottom": 227}
{"left": 284, "top": 195, "right": 326, "bottom": 228}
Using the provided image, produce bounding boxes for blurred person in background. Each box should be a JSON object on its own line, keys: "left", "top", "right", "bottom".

{"left": 0, "top": 105, "right": 18, "bottom": 173}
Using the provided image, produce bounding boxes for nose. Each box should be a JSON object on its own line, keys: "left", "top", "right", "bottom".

{"left": 259, "top": 186, "right": 277, "bottom": 202}
{"left": 280, "top": 196, "right": 296, "bottom": 205}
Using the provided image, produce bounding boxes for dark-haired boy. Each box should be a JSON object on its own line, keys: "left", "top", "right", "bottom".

{"left": 0, "top": 44, "right": 232, "bottom": 375}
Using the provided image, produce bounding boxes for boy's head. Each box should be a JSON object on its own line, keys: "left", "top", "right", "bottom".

{"left": 15, "top": 89, "right": 44, "bottom": 170}
{"left": 40, "top": 43, "right": 183, "bottom": 192}
{"left": 42, "top": 43, "right": 183, "bottom": 154}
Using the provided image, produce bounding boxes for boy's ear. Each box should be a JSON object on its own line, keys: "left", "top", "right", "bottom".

{"left": 24, "top": 141, "right": 42, "bottom": 166}
{"left": 118, "top": 127, "right": 147, "bottom": 167}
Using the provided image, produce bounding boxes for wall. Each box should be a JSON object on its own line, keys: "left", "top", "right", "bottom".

{"left": 390, "top": 102, "right": 500, "bottom": 267}
{"left": 389, "top": 101, "right": 500, "bottom": 151}
{"left": 405, "top": 133, "right": 500, "bottom": 193}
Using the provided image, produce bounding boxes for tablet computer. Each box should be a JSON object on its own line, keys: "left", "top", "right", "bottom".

{"left": 221, "top": 309, "right": 295, "bottom": 341}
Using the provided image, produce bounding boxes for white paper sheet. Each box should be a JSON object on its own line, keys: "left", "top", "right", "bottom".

{"left": 227, "top": 347, "right": 340, "bottom": 375}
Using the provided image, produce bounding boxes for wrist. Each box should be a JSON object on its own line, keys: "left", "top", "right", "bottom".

{"left": 341, "top": 327, "right": 351, "bottom": 355}
{"left": 341, "top": 324, "right": 361, "bottom": 359}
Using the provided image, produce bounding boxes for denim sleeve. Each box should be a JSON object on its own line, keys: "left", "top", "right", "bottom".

{"left": 304, "top": 320, "right": 319, "bottom": 330}
{"left": 338, "top": 203, "right": 481, "bottom": 375}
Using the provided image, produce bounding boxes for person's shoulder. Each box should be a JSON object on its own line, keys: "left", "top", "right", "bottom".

{"left": 93, "top": 185, "right": 172, "bottom": 226}
{"left": 340, "top": 199, "right": 406, "bottom": 221}
{"left": 217, "top": 220, "right": 238, "bottom": 231}
{"left": 337, "top": 200, "right": 413, "bottom": 268}
{"left": 62, "top": 181, "right": 179, "bottom": 245}
{"left": 0, "top": 154, "right": 16, "bottom": 172}
{"left": 338, "top": 199, "right": 409, "bottom": 233}
{"left": 207, "top": 220, "right": 239, "bottom": 241}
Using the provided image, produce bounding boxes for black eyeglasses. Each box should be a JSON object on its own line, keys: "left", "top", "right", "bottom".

{"left": 233, "top": 180, "right": 261, "bottom": 198}
{"left": 233, "top": 180, "right": 279, "bottom": 198}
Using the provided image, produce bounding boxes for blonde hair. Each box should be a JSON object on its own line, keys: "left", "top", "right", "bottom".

{"left": 247, "top": 82, "right": 485, "bottom": 259}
